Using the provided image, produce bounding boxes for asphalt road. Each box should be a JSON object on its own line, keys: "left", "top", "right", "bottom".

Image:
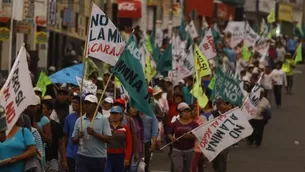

{"left": 150, "top": 65, "right": 305, "bottom": 172}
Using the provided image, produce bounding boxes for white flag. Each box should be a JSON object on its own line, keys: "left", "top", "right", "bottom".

{"left": 244, "top": 23, "right": 260, "bottom": 48}
{"left": 174, "top": 46, "right": 194, "bottom": 81}
{"left": 87, "top": 3, "right": 126, "bottom": 66}
{"left": 0, "top": 46, "right": 36, "bottom": 134}
{"left": 199, "top": 28, "right": 217, "bottom": 60}
{"left": 241, "top": 84, "right": 262, "bottom": 120}
{"left": 186, "top": 20, "right": 198, "bottom": 39}
{"left": 192, "top": 108, "right": 253, "bottom": 161}
{"left": 224, "top": 21, "right": 246, "bottom": 48}
{"left": 76, "top": 76, "right": 97, "bottom": 95}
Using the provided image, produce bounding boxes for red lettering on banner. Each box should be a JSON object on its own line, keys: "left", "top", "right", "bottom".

{"left": 88, "top": 43, "right": 123, "bottom": 57}
{"left": 200, "top": 128, "right": 212, "bottom": 148}
{"left": 211, "top": 114, "right": 226, "bottom": 128}
{"left": 207, "top": 36, "right": 216, "bottom": 53}
{"left": 244, "top": 101, "right": 256, "bottom": 116}
{"left": 3, "top": 86, "right": 10, "bottom": 102}
{"left": 6, "top": 101, "right": 16, "bottom": 123}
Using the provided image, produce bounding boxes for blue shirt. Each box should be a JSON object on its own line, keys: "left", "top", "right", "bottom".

{"left": 64, "top": 113, "right": 79, "bottom": 159}
{"left": 182, "top": 86, "right": 196, "bottom": 105}
{"left": 72, "top": 113, "right": 112, "bottom": 158}
{"left": 141, "top": 114, "right": 158, "bottom": 143}
{"left": 37, "top": 116, "right": 50, "bottom": 129}
{"left": 0, "top": 128, "right": 35, "bottom": 172}
{"left": 223, "top": 48, "right": 236, "bottom": 63}
{"left": 287, "top": 39, "right": 297, "bottom": 51}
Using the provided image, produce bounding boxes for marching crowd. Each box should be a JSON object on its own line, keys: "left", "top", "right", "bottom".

{"left": 0, "top": 25, "right": 301, "bottom": 172}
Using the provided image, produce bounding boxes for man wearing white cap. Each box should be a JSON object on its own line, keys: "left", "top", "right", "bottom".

{"left": 72, "top": 95, "right": 112, "bottom": 172}
{"left": 34, "top": 87, "right": 43, "bottom": 99}
{"left": 102, "top": 97, "right": 113, "bottom": 118}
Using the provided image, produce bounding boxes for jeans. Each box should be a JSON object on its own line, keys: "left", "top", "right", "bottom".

{"left": 76, "top": 154, "right": 106, "bottom": 172}
{"left": 129, "top": 153, "right": 142, "bottom": 172}
{"left": 212, "top": 148, "right": 229, "bottom": 172}
{"left": 67, "top": 157, "right": 75, "bottom": 172}
{"left": 273, "top": 85, "right": 282, "bottom": 106}
{"left": 105, "top": 153, "right": 125, "bottom": 172}
{"left": 144, "top": 141, "right": 152, "bottom": 172}
{"left": 248, "top": 119, "right": 266, "bottom": 146}
{"left": 171, "top": 149, "right": 194, "bottom": 172}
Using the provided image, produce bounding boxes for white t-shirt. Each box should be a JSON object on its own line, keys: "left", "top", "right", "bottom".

{"left": 276, "top": 47, "right": 286, "bottom": 62}
{"left": 102, "top": 109, "right": 111, "bottom": 118}
{"left": 261, "top": 73, "right": 273, "bottom": 90}
{"left": 270, "top": 69, "right": 287, "bottom": 86}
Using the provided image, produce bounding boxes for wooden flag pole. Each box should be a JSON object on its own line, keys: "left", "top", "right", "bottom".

{"left": 90, "top": 73, "right": 113, "bottom": 127}
{"left": 79, "top": 0, "right": 93, "bottom": 131}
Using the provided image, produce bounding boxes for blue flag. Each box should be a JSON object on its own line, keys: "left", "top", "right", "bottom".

{"left": 49, "top": 64, "right": 83, "bottom": 85}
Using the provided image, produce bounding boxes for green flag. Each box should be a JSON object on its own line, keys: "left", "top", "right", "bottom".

{"left": 179, "top": 16, "right": 188, "bottom": 41}
{"left": 157, "top": 44, "right": 172, "bottom": 76}
{"left": 153, "top": 44, "right": 160, "bottom": 64}
{"left": 36, "top": 71, "right": 52, "bottom": 97}
{"left": 295, "top": 44, "right": 302, "bottom": 63}
{"left": 112, "top": 35, "right": 154, "bottom": 117}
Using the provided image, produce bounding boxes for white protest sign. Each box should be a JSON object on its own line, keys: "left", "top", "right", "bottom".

{"left": 76, "top": 76, "right": 97, "bottom": 95}
{"left": 192, "top": 108, "right": 253, "bottom": 161}
{"left": 199, "top": 28, "right": 217, "bottom": 60}
{"left": 172, "top": 35, "right": 187, "bottom": 70}
{"left": 244, "top": 23, "right": 260, "bottom": 48}
{"left": 87, "top": 3, "right": 126, "bottom": 66}
{"left": 224, "top": 21, "right": 246, "bottom": 48}
{"left": 186, "top": 20, "right": 198, "bottom": 39}
{"left": 241, "top": 84, "right": 261, "bottom": 120}
{"left": 0, "top": 46, "right": 36, "bottom": 134}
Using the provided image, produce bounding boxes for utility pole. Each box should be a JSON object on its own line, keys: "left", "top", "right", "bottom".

{"left": 156, "top": 0, "right": 162, "bottom": 30}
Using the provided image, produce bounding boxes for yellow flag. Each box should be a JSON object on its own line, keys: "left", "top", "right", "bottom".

{"left": 194, "top": 44, "right": 211, "bottom": 78}
{"left": 267, "top": 9, "right": 275, "bottom": 23}
{"left": 144, "top": 54, "right": 157, "bottom": 83}
{"left": 115, "top": 77, "right": 121, "bottom": 88}
{"left": 36, "top": 72, "right": 52, "bottom": 97}
{"left": 208, "top": 77, "right": 216, "bottom": 90}
{"left": 191, "top": 68, "right": 208, "bottom": 108}
{"left": 242, "top": 45, "right": 251, "bottom": 62}
{"left": 267, "top": 28, "right": 277, "bottom": 39}
{"left": 295, "top": 44, "right": 302, "bottom": 63}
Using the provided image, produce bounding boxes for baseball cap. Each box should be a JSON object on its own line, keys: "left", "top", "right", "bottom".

{"left": 43, "top": 95, "right": 52, "bottom": 100}
{"left": 148, "top": 87, "right": 153, "bottom": 94}
{"left": 178, "top": 80, "right": 185, "bottom": 85}
{"left": 104, "top": 97, "right": 114, "bottom": 104}
{"left": 34, "top": 87, "right": 42, "bottom": 93}
{"left": 84, "top": 95, "right": 98, "bottom": 104}
{"left": 110, "top": 106, "right": 122, "bottom": 114}
{"left": 114, "top": 98, "right": 126, "bottom": 106}
{"left": 177, "top": 102, "right": 191, "bottom": 112}
{"left": 31, "top": 95, "right": 41, "bottom": 105}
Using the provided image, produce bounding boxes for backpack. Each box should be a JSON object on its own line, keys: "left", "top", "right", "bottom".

{"left": 262, "top": 107, "right": 272, "bottom": 121}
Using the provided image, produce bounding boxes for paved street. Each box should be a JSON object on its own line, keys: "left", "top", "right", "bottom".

{"left": 150, "top": 65, "right": 305, "bottom": 172}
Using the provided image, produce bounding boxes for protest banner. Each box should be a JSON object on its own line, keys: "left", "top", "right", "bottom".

{"left": 192, "top": 107, "right": 253, "bottom": 161}
{"left": 49, "top": 64, "right": 83, "bottom": 86}
{"left": 76, "top": 76, "right": 97, "bottom": 95}
{"left": 244, "top": 23, "right": 260, "bottom": 48}
{"left": 241, "top": 84, "right": 261, "bottom": 120}
{"left": 199, "top": 28, "right": 217, "bottom": 60}
{"left": 112, "top": 35, "right": 154, "bottom": 117}
{"left": 36, "top": 71, "right": 52, "bottom": 97}
{"left": 172, "top": 35, "right": 187, "bottom": 70}
{"left": 0, "top": 46, "right": 36, "bottom": 134}
{"left": 224, "top": 21, "right": 246, "bottom": 48}
{"left": 87, "top": 3, "right": 126, "bottom": 66}
{"left": 212, "top": 67, "right": 244, "bottom": 106}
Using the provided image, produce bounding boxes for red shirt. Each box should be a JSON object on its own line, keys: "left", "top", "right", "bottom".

{"left": 167, "top": 100, "right": 179, "bottom": 126}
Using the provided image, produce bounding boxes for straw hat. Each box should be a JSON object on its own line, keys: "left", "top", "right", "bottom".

{"left": 152, "top": 86, "right": 163, "bottom": 96}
